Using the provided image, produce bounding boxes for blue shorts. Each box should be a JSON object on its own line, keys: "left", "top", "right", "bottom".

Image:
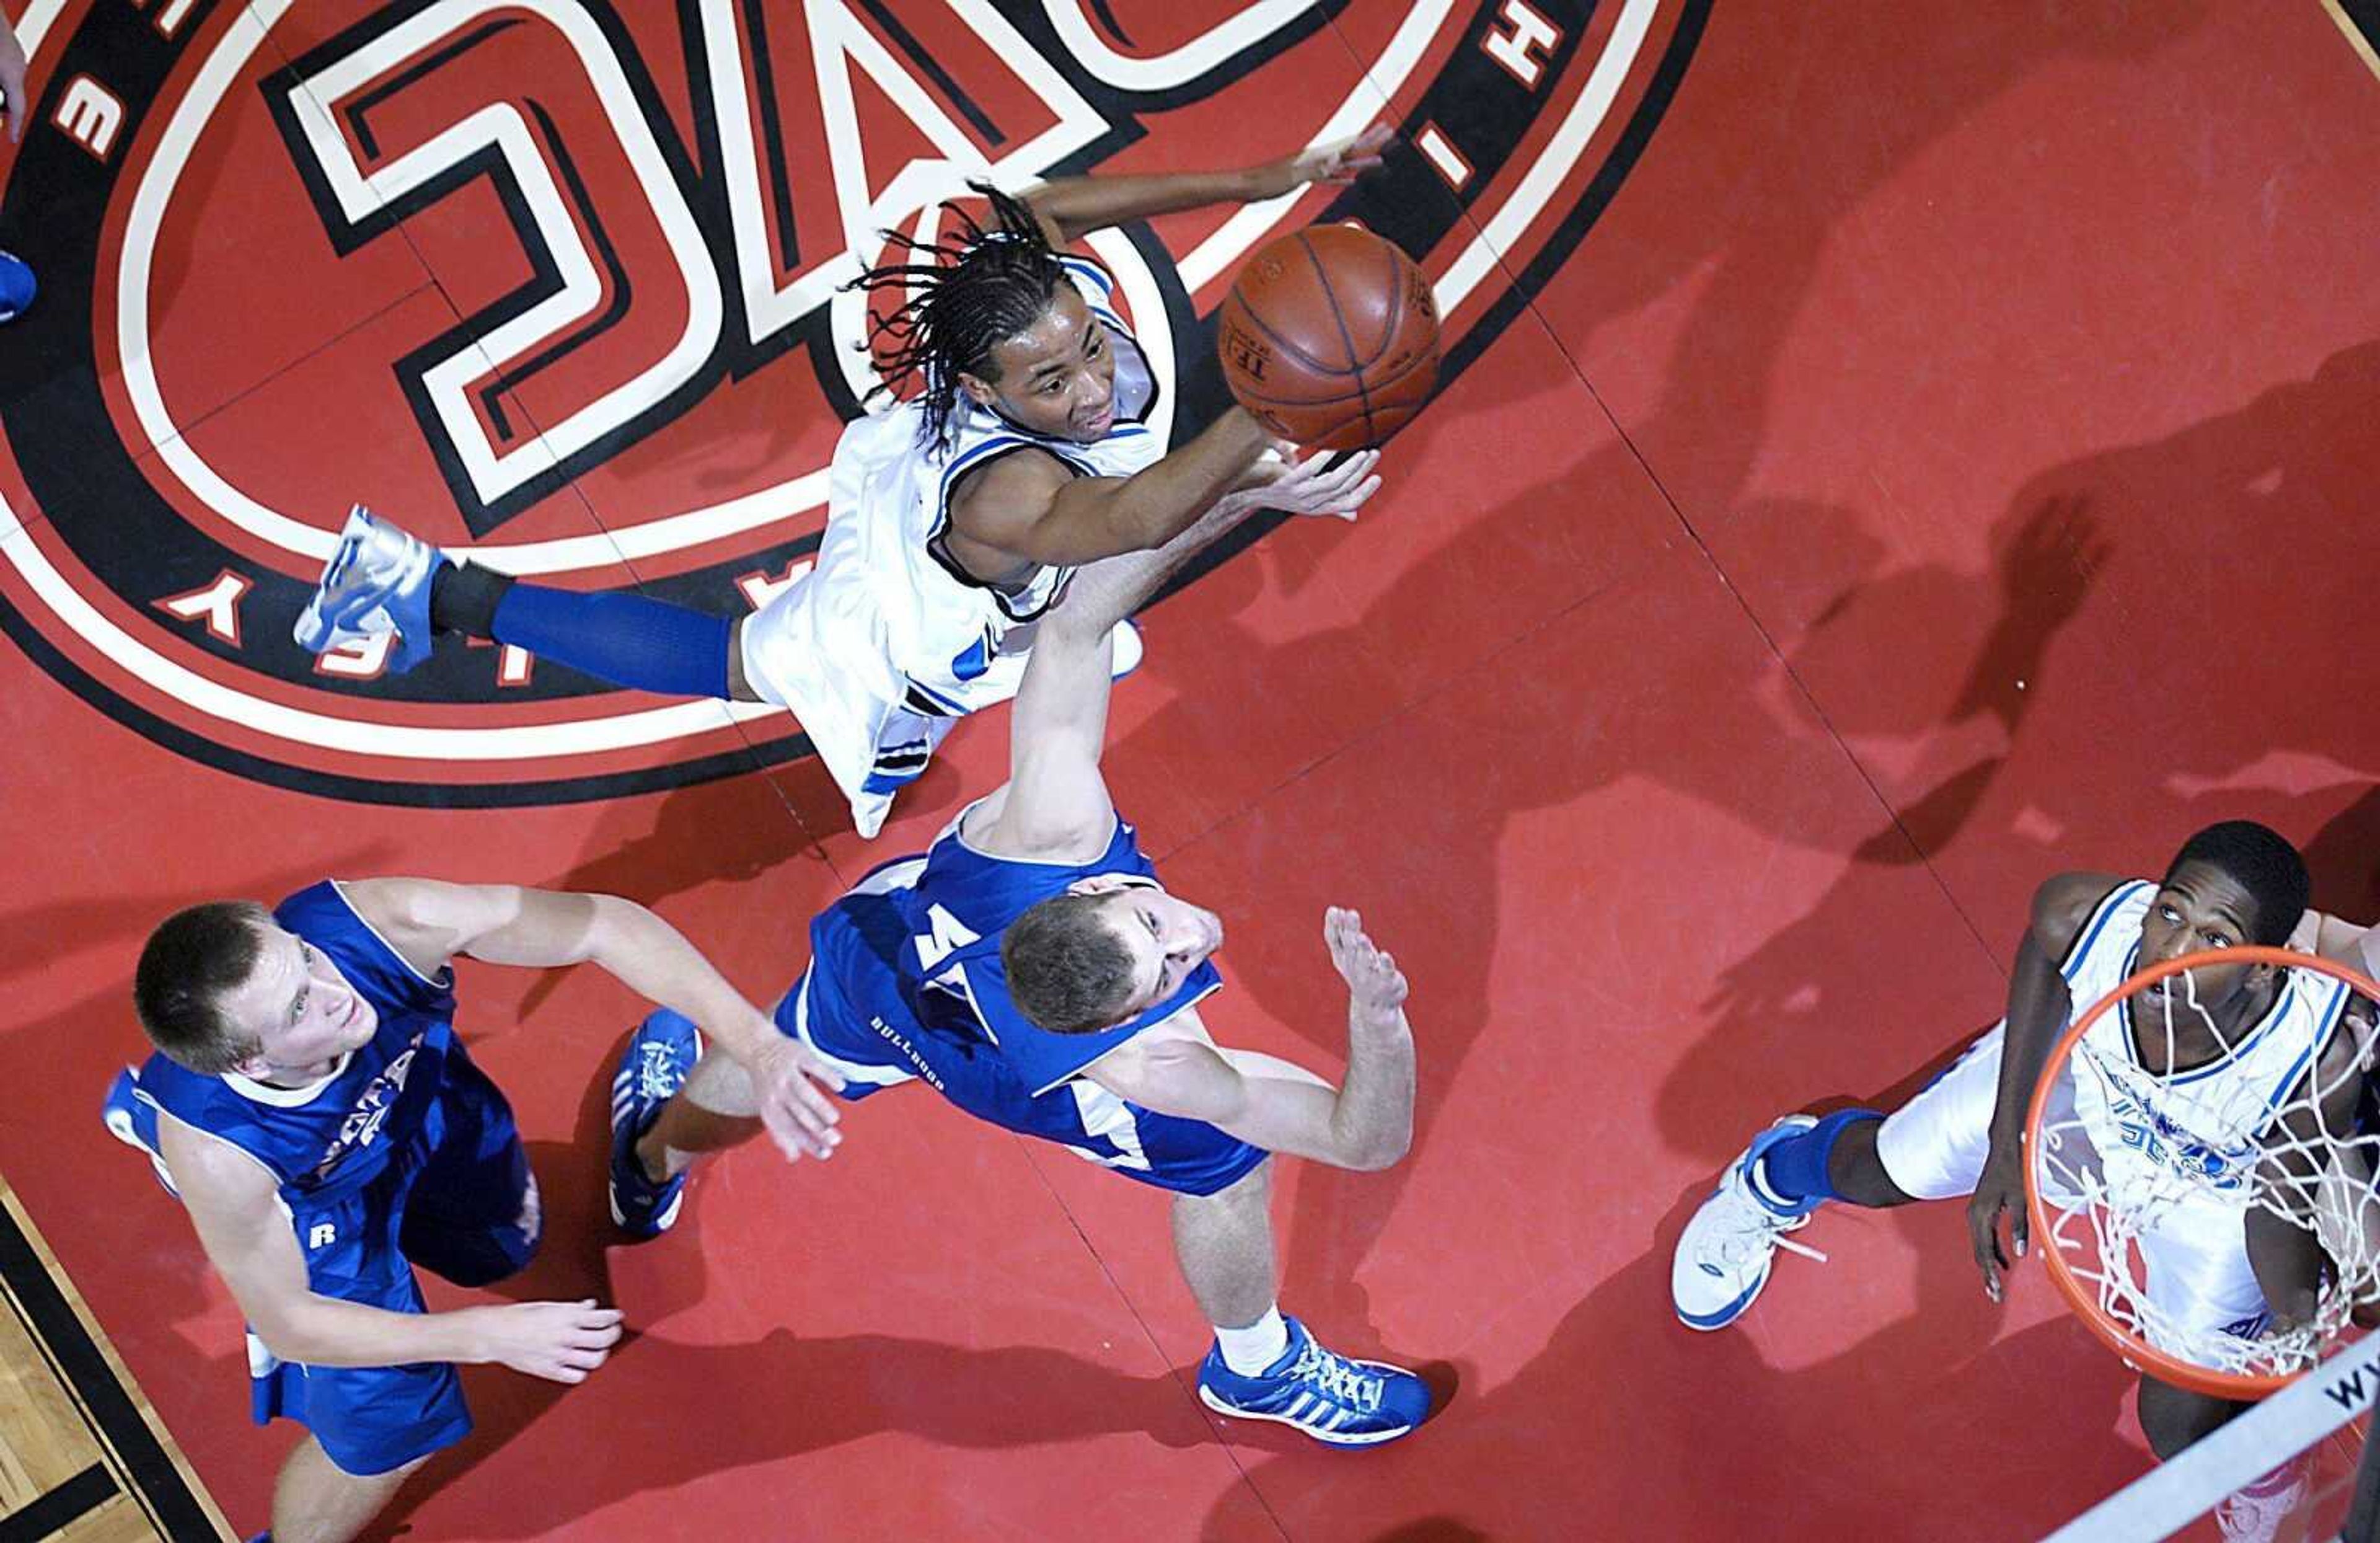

{"left": 263, "top": 1043, "right": 539, "bottom": 1475}
{"left": 780, "top": 973, "right": 1269, "bottom": 1198}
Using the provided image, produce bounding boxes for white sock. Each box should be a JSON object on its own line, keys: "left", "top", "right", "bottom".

{"left": 1214, "top": 1307, "right": 1290, "bottom": 1375}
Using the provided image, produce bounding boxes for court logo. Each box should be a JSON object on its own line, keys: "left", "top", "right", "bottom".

{"left": 0, "top": 0, "right": 1705, "bottom": 805}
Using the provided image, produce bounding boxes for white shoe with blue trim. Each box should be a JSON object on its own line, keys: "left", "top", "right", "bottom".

{"left": 1672, "top": 1115, "right": 1830, "bottom": 1332}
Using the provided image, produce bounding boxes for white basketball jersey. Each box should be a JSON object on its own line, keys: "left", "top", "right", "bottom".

{"left": 738, "top": 256, "right": 1167, "bottom": 836}
{"left": 826, "top": 255, "right": 1163, "bottom": 708}
{"left": 2061, "top": 880, "right": 2352, "bottom": 1224}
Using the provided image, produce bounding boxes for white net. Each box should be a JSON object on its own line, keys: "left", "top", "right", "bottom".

{"left": 2030, "top": 948, "right": 2380, "bottom": 1390}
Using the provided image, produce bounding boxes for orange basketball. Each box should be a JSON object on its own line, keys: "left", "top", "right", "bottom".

{"left": 1217, "top": 226, "right": 1441, "bottom": 450}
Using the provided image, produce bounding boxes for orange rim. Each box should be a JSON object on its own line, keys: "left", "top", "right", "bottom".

{"left": 2023, "top": 944, "right": 2380, "bottom": 1400}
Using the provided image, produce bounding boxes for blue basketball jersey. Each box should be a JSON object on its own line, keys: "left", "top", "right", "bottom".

{"left": 128, "top": 881, "right": 459, "bottom": 1211}
{"left": 791, "top": 803, "right": 1222, "bottom": 1139}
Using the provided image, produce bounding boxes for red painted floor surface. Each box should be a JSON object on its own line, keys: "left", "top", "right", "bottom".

{"left": 3, "top": 2, "right": 2378, "bottom": 1538}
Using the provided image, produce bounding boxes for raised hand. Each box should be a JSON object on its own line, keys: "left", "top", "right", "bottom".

{"left": 741, "top": 1034, "right": 847, "bottom": 1163}
{"left": 1285, "top": 125, "right": 1395, "bottom": 188}
{"left": 478, "top": 1299, "right": 625, "bottom": 1384}
{"left": 1227, "top": 447, "right": 1382, "bottom": 523}
{"left": 1324, "top": 906, "right": 1408, "bottom": 1023}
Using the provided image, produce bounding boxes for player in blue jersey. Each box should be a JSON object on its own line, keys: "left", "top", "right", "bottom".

{"left": 604, "top": 442, "right": 1437, "bottom": 1444}
{"left": 102, "top": 880, "right": 843, "bottom": 1543}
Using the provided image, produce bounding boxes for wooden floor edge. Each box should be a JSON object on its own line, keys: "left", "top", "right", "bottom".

{"left": 0, "top": 1180, "right": 233, "bottom": 1542}
{"left": 2320, "top": 0, "right": 2380, "bottom": 83}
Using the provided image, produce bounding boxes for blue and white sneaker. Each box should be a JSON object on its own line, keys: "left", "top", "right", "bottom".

{"left": 1671, "top": 1115, "right": 1830, "bottom": 1332}
{"left": 609, "top": 1010, "right": 702, "bottom": 1239}
{"left": 293, "top": 505, "right": 444, "bottom": 673}
{"left": 0, "top": 251, "right": 36, "bottom": 324}
{"left": 1196, "top": 1316, "right": 1431, "bottom": 1446}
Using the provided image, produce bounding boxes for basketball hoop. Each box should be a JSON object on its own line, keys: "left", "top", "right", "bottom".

{"left": 2025, "top": 946, "right": 2380, "bottom": 1400}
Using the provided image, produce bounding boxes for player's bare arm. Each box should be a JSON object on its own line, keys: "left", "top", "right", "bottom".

{"left": 2245, "top": 1018, "right": 2368, "bottom": 1331}
{"left": 155, "top": 1113, "right": 622, "bottom": 1381}
{"left": 2299, "top": 908, "right": 2378, "bottom": 977}
{"left": 943, "top": 405, "right": 1277, "bottom": 572}
{"left": 340, "top": 878, "right": 844, "bottom": 1161}
{"left": 1022, "top": 126, "right": 1393, "bottom": 245}
{"left": 974, "top": 448, "right": 1382, "bottom": 860}
{"left": 1085, "top": 908, "right": 1414, "bottom": 1171}
{"left": 1965, "top": 869, "right": 2118, "bottom": 1301}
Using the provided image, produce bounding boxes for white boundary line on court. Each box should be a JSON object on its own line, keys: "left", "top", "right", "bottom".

{"left": 2044, "top": 1335, "right": 2380, "bottom": 1541}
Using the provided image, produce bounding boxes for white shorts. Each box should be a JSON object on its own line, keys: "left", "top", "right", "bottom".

{"left": 1875, "top": 1025, "right": 2270, "bottom": 1350}
{"left": 739, "top": 559, "right": 1141, "bottom": 839}
{"left": 736, "top": 556, "right": 956, "bottom": 841}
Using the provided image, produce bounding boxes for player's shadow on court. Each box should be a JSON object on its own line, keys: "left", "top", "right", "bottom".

{"left": 1101, "top": 4, "right": 2229, "bottom": 1358}
{"left": 395, "top": 1330, "right": 1207, "bottom": 1539}
{"left": 2305, "top": 787, "right": 2380, "bottom": 926}
{"left": 1108, "top": 453, "right": 2117, "bottom": 1351}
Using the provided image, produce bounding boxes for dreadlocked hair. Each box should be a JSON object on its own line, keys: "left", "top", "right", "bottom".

{"left": 844, "top": 182, "right": 1067, "bottom": 453}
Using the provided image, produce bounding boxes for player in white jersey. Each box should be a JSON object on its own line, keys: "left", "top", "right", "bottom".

{"left": 293, "top": 132, "right": 1390, "bottom": 836}
{"left": 1670, "top": 821, "right": 2371, "bottom": 1474}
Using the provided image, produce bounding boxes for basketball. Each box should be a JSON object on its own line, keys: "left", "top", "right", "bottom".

{"left": 1217, "top": 226, "right": 1440, "bottom": 450}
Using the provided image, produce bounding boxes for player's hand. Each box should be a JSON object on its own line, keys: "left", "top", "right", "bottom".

{"left": 1965, "top": 1147, "right": 2029, "bottom": 1302}
{"left": 1280, "top": 125, "right": 1393, "bottom": 190}
{"left": 475, "top": 1299, "right": 624, "bottom": 1384}
{"left": 1324, "top": 906, "right": 1408, "bottom": 1027}
{"left": 737, "top": 1033, "right": 847, "bottom": 1163}
{"left": 0, "top": 20, "right": 28, "bottom": 144}
{"left": 1228, "top": 447, "right": 1381, "bottom": 523}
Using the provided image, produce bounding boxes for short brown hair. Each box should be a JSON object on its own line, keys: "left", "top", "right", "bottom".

{"left": 1001, "top": 893, "right": 1140, "bottom": 1033}
{"left": 133, "top": 901, "right": 275, "bottom": 1074}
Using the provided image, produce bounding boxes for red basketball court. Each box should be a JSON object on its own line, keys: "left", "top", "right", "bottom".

{"left": 2, "top": 2, "right": 2378, "bottom": 1537}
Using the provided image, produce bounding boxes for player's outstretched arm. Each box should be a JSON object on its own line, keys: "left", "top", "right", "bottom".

{"left": 1021, "top": 126, "right": 1391, "bottom": 245}
{"left": 1082, "top": 908, "right": 1415, "bottom": 1171}
{"left": 951, "top": 406, "right": 1278, "bottom": 569}
{"left": 1963, "top": 870, "right": 2113, "bottom": 1302}
{"left": 156, "top": 1112, "right": 624, "bottom": 1381}
{"left": 341, "top": 878, "right": 844, "bottom": 1161}
{"left": 979, "top": 449, "right": 1381, "bottom": 858}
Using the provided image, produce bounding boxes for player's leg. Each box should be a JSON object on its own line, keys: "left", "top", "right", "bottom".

{"left": 637, "top": 1041, "right": 765, "bottom": 1182}
{"left": 2136, "top": 1375, "right": 2246, "bottom": 1459}
{"left": 1674, "top": 1024, "right": 2007, "bottom": 1329}
{"left": 1171, "top": 1156, "right": 1278, "bottom": 1332}
{"left": 1124, "top": 1105, "right": 1429, "bottom": 1446}
{"left": 267, "top": 1438, "right": 429, "bottom": 1543}
{"left": 606, "top": 1007, "right": 760, "bottom": 1238}
{"left": 2127, "top": 1222, "right": 2267, "bottom": 1496}
{"left": 609, "top": 975, "right": 902, "bottom": 1237}
{"left": 292, "top": 506, "right": 757, "bottom": 697}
